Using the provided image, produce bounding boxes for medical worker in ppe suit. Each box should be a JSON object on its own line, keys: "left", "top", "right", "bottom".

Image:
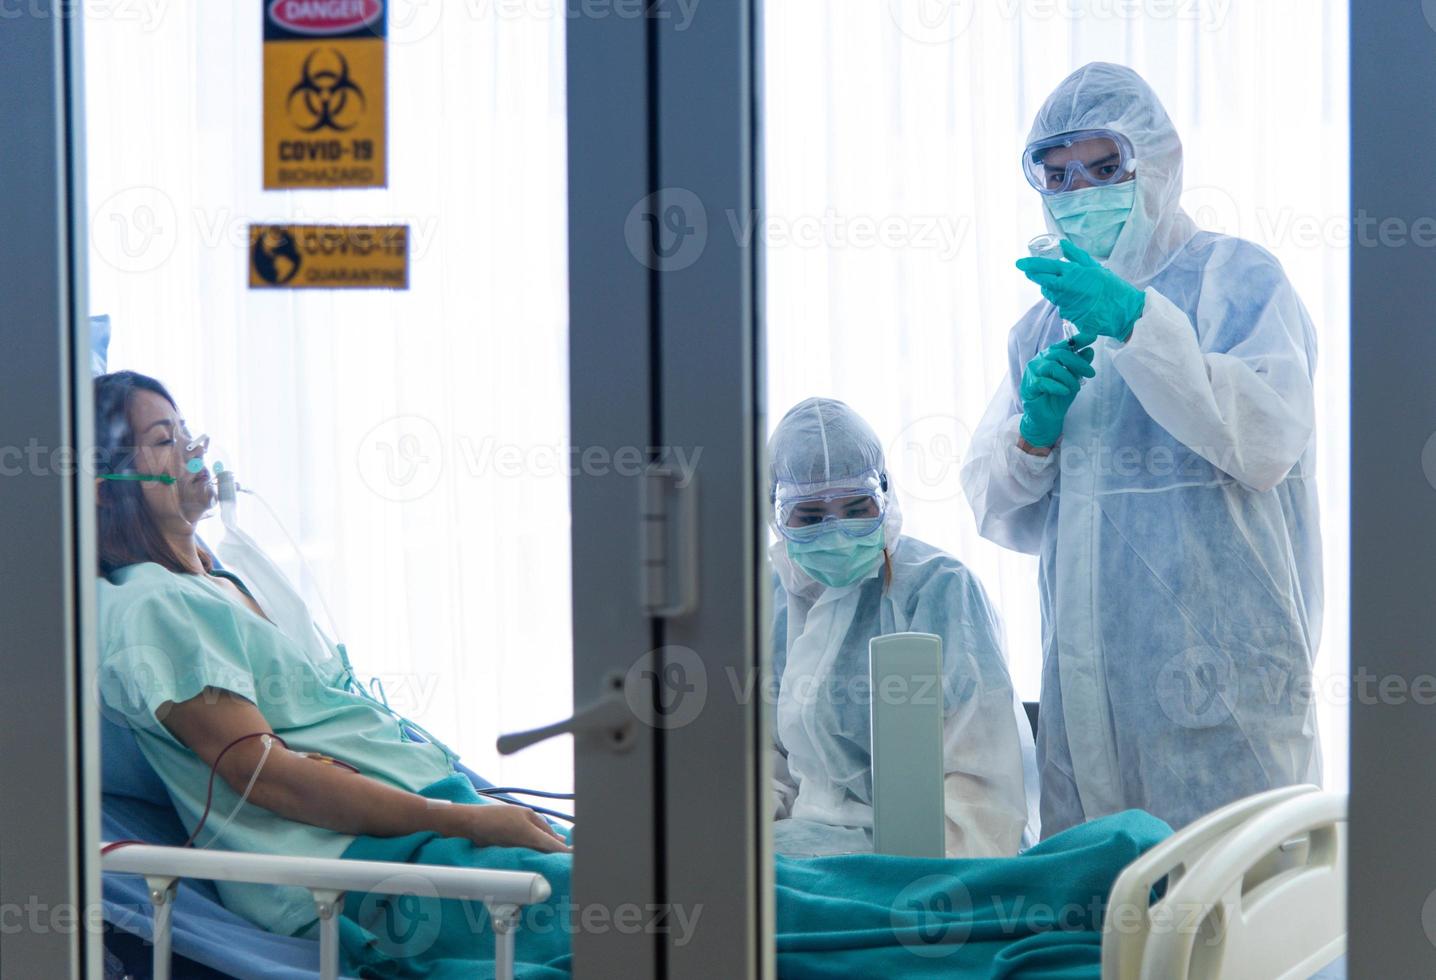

{"left": 961, "top": 63, "right": 1322, "bottom": 837}
{"left": 769, "top": 397, "right": 1038, "bottom": 858}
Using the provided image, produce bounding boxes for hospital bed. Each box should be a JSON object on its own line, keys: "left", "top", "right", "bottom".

{"left": 103, "top": 626, "right": 1345, "bottom": 978}
{"left": 103, "top": 708, "right": 1347, "bottom": 980}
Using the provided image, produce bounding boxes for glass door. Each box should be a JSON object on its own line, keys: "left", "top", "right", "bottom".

{"left": 82, "top": 2, "right": 576, "bottom": 818}
{"left": 0, "top": 2, "right": 692, "bottom": 977}
{"left": 759, "top": 0, "right": 1353, "bottom": 975}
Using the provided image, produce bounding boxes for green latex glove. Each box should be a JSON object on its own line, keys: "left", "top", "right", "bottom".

{"left": 1015, "top": 239, "right": 1146, "bottom": 343}
{"left": 1018, "top": 342, "right": 1096, "bottom": 448}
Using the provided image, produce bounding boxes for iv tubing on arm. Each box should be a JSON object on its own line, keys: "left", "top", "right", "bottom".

{"left": 160, "top": 689, "right": 569, "bottom": 852}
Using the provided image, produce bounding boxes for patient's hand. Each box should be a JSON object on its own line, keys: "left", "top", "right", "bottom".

{"left": 447, "top": 802, "right": 571, "bottom": 854}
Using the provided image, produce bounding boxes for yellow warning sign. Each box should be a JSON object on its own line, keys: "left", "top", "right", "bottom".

{"left": 263, "top": 0, "right": 386, "bottom": 189}
{"left": 248, "top": 224, "right": 408, "bottom": 289}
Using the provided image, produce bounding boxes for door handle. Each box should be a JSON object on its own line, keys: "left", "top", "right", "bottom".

{"left": 496, "top": 672, "right": 635, "bottom": 755}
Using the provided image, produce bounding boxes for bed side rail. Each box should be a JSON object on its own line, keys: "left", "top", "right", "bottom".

{"left": 103, "top": 843, "right": 552, "bottom": 980}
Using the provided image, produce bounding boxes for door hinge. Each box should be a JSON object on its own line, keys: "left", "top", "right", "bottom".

{"left": 640, "top": 461, "right": 699, "bottom": 617}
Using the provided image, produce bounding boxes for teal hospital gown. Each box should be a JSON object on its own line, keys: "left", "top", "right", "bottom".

{"left": 97, "top": 562, "right": 456, "bottom": 937}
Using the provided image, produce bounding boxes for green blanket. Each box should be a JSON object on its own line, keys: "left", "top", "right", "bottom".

{"left": 338, "top": 776, "right": 1170, "bottom": 979}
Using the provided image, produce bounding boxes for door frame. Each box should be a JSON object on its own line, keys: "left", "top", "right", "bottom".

{"left": 651, "top": 1, "right": 772, "bottom": 978}
{"left": 0, "top": 4, "right": 102, "bottom": 979}
{"left": 1348, "top": 3, "right": 1436, "bottom": 974}
{"left": 565, "top": 5, "right": 662, "bottom": 977}
{"left": 566, "top": 0, "right": 769, "bottom": 976}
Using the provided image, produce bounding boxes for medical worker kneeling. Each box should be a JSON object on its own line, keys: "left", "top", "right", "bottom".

{"left": 769, "top": 397, "right": 1038, "bottom": 858}
{"left": 961, "top": 63, "right": 1323, "bottom": 838}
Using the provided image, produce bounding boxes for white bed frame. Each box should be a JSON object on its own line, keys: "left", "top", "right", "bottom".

{"left": 101, "top": 843, "right": 551, "bottom": 980}
{"left": 1102, "top": 784, "right": 1347, "bottom": 980}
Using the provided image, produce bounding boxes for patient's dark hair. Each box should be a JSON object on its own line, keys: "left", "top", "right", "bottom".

{"left": 94, "top": 371, "right": 212, "bottom": 578}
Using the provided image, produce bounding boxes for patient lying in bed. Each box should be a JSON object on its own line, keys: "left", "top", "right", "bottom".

{"left": 95, "top": 370, "right": 1170, "bottom": 978}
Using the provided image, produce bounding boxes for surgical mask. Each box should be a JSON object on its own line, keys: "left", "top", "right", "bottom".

{"left": 785, "top": 525, "right": 885, "bottom": 589}
{"left": 1043, "top": 181, "right": 1136, "bottom": 260}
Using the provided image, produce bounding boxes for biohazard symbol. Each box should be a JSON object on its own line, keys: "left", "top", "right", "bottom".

{"left": 286, "top": 49, "right": 366, "bottom": 133}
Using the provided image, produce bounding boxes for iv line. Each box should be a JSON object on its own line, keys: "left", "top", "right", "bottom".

{"left": 200, "top": 734, "right": 274, "bottom": 849}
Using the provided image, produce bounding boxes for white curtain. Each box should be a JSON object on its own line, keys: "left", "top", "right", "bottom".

{"left": 763, "top": 0, "right": 1350, "bottom": 792}
{"left": 85, "top": 1, "right": 574, "bottom": 793}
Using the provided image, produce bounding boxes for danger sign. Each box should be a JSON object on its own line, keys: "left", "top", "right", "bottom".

{"left": 263, "top": 0, "right": 387, "bottom": 189}
{"left": 248, "top": 224, "right": 409, "bottom": 289}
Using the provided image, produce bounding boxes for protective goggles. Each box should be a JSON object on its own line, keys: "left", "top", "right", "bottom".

{"left": 773, "top": 479, "right": 887, "bottom": 543}
{"left": 1022, "top": 129, "right": 1137, "bottom": 196}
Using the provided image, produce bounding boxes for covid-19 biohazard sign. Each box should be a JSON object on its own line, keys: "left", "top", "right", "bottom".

{"left": 263, "top": 0, "right": 387, "bottom": 189}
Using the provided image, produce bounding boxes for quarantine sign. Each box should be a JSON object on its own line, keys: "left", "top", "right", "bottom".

{"left": 248, "top": 225, "right": 409, "bottom": 289}
{"left": 263, "top": 0, "right": 387, "bottom": 189}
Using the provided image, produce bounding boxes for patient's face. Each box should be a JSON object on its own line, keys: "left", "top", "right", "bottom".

{"left": 127, "top": 390, "right": 216, "bottom": 527}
